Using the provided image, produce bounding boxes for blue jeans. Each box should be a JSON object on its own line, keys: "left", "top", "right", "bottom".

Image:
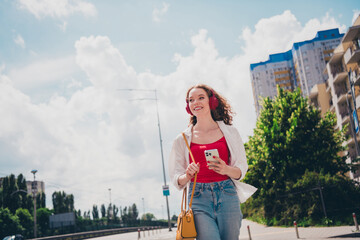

{"left": 188, "top": 179, "right": 242, "bottom": 240}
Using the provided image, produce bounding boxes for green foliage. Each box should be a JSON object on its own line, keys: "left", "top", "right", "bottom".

{"left": 100, "top": 204, "right": 106, "bottom": 218}
{"left": 141, "top": 213, "right": 156, "bottom": 221}
{"left": 37, "top": 192, "right": 46, "bottom": 209}
{"left": 92, "top": 205, "right": 99, "bottom": 219}
{"left": 37, "top": 208, "right": 52, "bottom": 236}
{"left": 52, "top": 191, "right": 74, "bottom": 214}
{"left": 121, "top": 203, "right": 139, "bottom": 226}
{"left": 1, "top": 174, "right": 32, "bottom": 214}
{"left": 243, "top": 87, "right": 360, "bottom": 226}
{"left": 0, "top": 208, "right": 23, "bottom": 238}
{"left": 15, "top": 208, "right": 33, "bottom": 238}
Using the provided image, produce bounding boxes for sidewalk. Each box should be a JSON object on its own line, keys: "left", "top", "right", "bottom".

{"left": 88, "top": 228, "right": 176, "bottom": 240}
{"left": 88, "top": 220, "right": 360, "bottom": 240}
{"left": 239, "top": 219, "right": 360, "bottom": 240}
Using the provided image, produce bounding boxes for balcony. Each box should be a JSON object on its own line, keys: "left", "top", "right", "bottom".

{"left": 338, "top": 93, "right": 351, "bottom": 104}
{"left": 354, "top": 69, "right": 360, "bottom": 86}
{"left": 328, "top": 51, "right": 344, "bottom": 65}
{"left": 333, "top": 71, "right": 348, "bottom": 84}
{"left": 341, "top": 113, "right": 350, "bottom": 126}
{"left": 342, "top": 25, "right": 360, "bottom": 43}
{"left": 344, "top": 45, "right": 360, "bottom": 65}
{"left": 340, "top": 110, "right": 350, "bottom": 124}
{"left": 335, "top": 84, "right": 349, "bottom": 102}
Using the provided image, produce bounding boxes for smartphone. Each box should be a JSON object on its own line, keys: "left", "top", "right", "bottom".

{"left": 204, "top": 149, "right": 220, "bottom": 169}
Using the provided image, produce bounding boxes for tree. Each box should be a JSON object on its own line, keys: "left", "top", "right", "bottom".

{"left": 243, "top": 87, "right": 360, "bottom": 225}
{"left": 92, "top": 205, "right": 99, "bottom": 219}
{"left": 100, "top": 204, "right": 106, "bottom": 218}
{"left": 37, "top": 208, "right": 51, "bottom": 236}
{"left": 141, "top": 213, "right": 155, "bottom": 221}
{"left": 113, "top": 204, "right": 119, "bottom": 219}
{"left": 0, "top": 208, "right": 22, "bottom": 238}
{"left": 2, "top": 174, "right": 20, "bottom": 213}
{"left": 0, "top": 174, "right": 44, "bottom": 215}
{"left": 15, "top": 208, "right": 33, "bottom": 238}
{"left": 120, "top": 203, "right": 139, "bottom": 225}
{"left": 171, "top": 214, "right": 178, "bottom": 221}
{"left": 16, "top": 174, "right": 29, "bottom": 209}
{"left": 52, "top": 191, "right": 74, "bottom": 214}
{"left": 130, "top": 203, "right": 139, "bottom": 220}
{"left": 36, "top": 192, "right": 46, "bottom": 209}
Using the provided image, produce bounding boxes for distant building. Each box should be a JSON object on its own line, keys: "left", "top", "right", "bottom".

{"left": 26, "top": 180, "right": 45, "bottom": 194}
{"left": 250, "top": 29, "right": 344, "bottom": 116}
{"left": 0, "top": 176, "right": 45, "bottom": 194}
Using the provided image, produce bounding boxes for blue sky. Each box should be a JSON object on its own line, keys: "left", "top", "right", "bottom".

{"left": 0, "top": 0, "right": 359, "bottom": 220}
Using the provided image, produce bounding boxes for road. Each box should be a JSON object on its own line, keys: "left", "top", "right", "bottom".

{"left": 88, "top": 219, "right": 360, "bottom": 240}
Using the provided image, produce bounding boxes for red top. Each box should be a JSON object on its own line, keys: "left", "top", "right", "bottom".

{"left": 190, "top": 136, "right": 230, "bottom": 183}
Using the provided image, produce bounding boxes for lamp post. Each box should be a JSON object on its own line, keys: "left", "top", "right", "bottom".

{"left": 118, "top": 88, "right": 172, "bottom": 231}
{"left": 31, "top": 170, "right": 38, "bottom": 238}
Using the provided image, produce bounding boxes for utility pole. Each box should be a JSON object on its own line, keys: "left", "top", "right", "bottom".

{"left": 31, "top": 170, "right": 38, "bottom": 238}
{"left": 117, "top": 88, "right": 172, "bottom": 231}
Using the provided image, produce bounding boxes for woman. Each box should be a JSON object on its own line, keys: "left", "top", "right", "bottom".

{"left": 169, "top": 84, "right": 257, "bottom": 240}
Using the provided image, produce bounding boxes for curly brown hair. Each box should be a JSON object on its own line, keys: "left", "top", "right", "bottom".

{"left": 186, "top": 84, "right": 234, "bottom": 125}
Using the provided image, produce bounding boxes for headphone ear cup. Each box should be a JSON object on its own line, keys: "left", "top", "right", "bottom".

{"left": 209, "top": 92, "right": 219, "bottom": 110}
{"left": 186, "top": 102, "right": 193, "bottom": 115}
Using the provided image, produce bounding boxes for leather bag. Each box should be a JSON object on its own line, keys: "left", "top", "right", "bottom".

{"left": 176, "top": 133, "right": 198, "bottom": 240}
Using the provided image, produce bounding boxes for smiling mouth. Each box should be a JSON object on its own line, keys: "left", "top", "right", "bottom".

{"left": 193, "top": 106, "right": 203, "bottom": 111}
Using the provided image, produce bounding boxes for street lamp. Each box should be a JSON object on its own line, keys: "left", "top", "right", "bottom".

{"left": 31, "top": 170, "right": 38, "bottom": 238}
{"left": 118, "top": 88, "right": 172, "bottom": 231}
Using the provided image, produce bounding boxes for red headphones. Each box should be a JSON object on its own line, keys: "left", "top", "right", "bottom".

{"left": 186, "top": 89, "right": 219, "bottom": 115}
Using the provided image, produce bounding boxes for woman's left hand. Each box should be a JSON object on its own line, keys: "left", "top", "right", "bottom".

{"left": 209, "top": 156, "right": 229, "bottom": 175}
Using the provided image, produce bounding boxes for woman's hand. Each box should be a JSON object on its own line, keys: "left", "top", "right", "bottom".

{"left": 186, "top": 162, "right": 200, "bottom": 180}
{"left": 210, "top": 156, "right": 242, "bottom": 179}
{"left": 209, "top": 156, "right": 229, "bottom": 175}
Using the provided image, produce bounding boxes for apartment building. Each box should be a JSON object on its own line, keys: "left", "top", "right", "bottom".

{"left": 309, "top": 15, "right": 360, "bottom": 182}
{"left": 251, "top": 29, "right": 343, "bottom": 116}
{"left": 26, "top": 180, "right": 45, "bottom": 194}
{"left": 250, "top": 50, "right": 294, "bottom": 115}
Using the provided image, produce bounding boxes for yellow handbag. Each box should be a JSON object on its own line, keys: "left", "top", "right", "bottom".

{"left": 176, "top": 133, "right": 198, "bottom": 240}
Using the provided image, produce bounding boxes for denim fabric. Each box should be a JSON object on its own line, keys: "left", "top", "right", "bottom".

{"left": 188, "top": 179, "right": 242, "bottom": 240}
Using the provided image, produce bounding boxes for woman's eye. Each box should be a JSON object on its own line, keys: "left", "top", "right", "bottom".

{"left": 199, "top": 97, "right": 204, "bottom": 100}
{"left": 189, "top": 99, "right": 194, "bottom": 102}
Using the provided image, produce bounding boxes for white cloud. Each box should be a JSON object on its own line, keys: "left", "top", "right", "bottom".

{"left": 152, "top": 2, "right": 169, "bottom": 22}
{"left": 8, "top": 56, "right": 79, "bottom": 90}
{"left": 18, "top": 0, "right": 97, "bottom": 19}
{"left": 0, "top": 10, "right": 346, "bottom": 218}
{"left": 353, "top": 10, "right": 360, "bottom": 25}
{"left": 14, "top": 34, "right": 26, "bottom": 48}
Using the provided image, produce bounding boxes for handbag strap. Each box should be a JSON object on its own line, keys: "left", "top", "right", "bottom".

{"left": 182, "top": 133, "right": 197, "bottom": 209}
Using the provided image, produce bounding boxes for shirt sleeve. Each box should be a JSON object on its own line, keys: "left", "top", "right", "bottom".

{"left": 229, "top": 127, "right": 248, "bottom": 181}
{"left": 168, "top": 134, "right": 188, "bottom": 190}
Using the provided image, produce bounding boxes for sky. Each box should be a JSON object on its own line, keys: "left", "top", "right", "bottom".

{"left": 0, "top": 0, "right": 359, "bottom": 220}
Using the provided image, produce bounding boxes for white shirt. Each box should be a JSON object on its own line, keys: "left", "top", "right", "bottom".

{"left": 168, "top": 121, "right": 257, "bottom": 203}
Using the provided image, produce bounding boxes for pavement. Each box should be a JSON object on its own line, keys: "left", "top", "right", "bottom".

{"left": 88, "top": 219, "right": 360, "bottom": 240}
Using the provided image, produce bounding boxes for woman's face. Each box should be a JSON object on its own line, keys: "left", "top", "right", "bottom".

{"left": 188, "top": 88, "right": 210, "bottom": 116}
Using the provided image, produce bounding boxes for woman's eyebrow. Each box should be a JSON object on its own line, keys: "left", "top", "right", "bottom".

{"left": 189, "top": 93, "right": 205, "bottom": 98}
